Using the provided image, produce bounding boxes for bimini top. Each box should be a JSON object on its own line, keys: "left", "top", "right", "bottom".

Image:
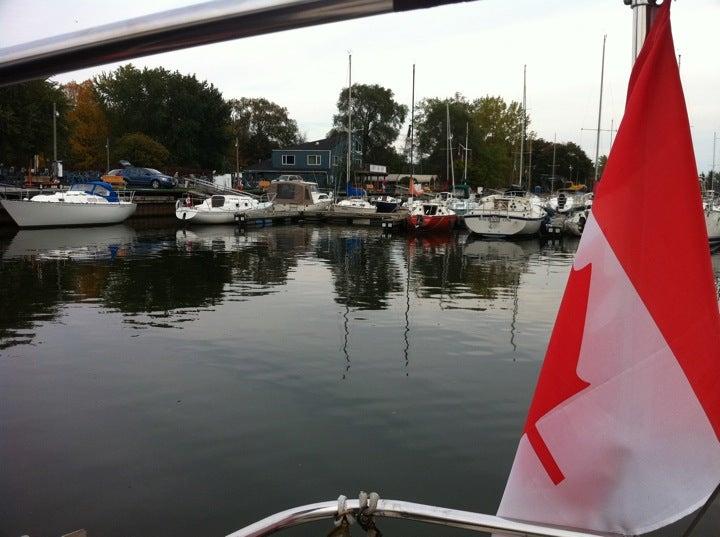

{"left": 69, "top": 181, "right": 120, "bottom": 202}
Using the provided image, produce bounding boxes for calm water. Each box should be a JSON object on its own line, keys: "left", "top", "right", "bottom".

{"left": 0, "top": 223, "right": 718, "bottom": 537}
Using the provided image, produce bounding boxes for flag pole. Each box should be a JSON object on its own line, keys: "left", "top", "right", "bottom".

{"left": 680, "top": 482, "right": 720, "bottom": 537}
{"left": 626, "top": 1, "right": 720, "bottom": 533}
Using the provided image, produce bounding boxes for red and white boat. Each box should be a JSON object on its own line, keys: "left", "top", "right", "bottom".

{"left": 405, "top": 200, "right": 457, "bottom": 232}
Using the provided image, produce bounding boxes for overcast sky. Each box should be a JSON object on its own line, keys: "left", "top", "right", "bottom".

{"left": 2, "top": 0, "right": 718, "bottom": 173}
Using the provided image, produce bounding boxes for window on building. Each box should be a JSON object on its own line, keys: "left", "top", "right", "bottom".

{"left": 281, "top": 154, "right": 295, "bottom": 165}
{"left": 307, "top": 154, "right": 321, "bottom": 166}
{"left": 333, "top": 156, "right": 340, "bottom": 166}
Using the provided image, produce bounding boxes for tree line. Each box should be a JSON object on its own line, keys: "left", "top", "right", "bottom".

{"left": 0, "top": 64, "right": 595, "bottom": 188}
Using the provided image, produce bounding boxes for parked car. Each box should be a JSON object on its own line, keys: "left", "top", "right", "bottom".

{"left": 108, "top": 167, "right": 177, "bottom": 189}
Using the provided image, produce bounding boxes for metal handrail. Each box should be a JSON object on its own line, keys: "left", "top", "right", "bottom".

{"left": 225, "top": 499, "right": 608, "bottom": 537}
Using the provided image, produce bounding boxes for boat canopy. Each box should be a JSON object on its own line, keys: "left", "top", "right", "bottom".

{"left": 268, "top": 181, "right": 314, "bottom": 204}
{"left": 346, "top": 185, "right": 366, "bottom": 197}
{"left": 69, "top": 181, "right": 119, "bottom": 202}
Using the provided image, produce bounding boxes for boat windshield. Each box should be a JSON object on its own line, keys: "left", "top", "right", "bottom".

{"left": 69, "top": 183, "right": 94, "bottom": 193}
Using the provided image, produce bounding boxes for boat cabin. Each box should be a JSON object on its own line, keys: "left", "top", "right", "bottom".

{"left": 69, "top": 181, "right": 119, "bottom": 202}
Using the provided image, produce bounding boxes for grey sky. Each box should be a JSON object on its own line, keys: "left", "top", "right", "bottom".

{"left": 2, "top": 0, "right": 718, "bottom": 174}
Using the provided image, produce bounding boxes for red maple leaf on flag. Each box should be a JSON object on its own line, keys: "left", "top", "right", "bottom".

{"left": 524, "top": 264, "right": 592, "bottom": 484}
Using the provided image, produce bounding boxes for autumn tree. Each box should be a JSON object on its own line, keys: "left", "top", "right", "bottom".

{"left": 113, "top": 133, "right": 170, "bottom": 168}
{"left": 65, "top": 80, "right": 110, "bottom": 170}
{"left": 331, "top": 84, "right": 407, "bottom": 166}
{"left": 228, "top": 97, "right": 300, "bottom": 166}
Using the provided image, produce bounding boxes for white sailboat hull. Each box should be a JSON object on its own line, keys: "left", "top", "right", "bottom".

{"left": 331, "top": 205, "right": 377, "bottom": 215}
{"left": 464, "top": 213, "right": 543, "bottom": 237}
{"left": 706, "top": 208, "right": 720, "bottom": 242}
{"left": 1, "top": 199, "right": 136, "bottom": 228}
{"left": 176, "top": 208, "right": 236, "bottom": 224}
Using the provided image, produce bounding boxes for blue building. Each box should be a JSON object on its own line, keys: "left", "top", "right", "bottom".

{"left": 243, "top": 133, "right": 361, "bottom": 189}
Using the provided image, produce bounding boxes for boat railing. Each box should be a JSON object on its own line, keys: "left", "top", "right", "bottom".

{"left": 117, "top": 190, "right": 135, "bottom": 203}
{"left": 225, "top": 495, "right": 607, "bottom": 537}
{"left": 180, "top": 175, "right": 262, "bottom": 199}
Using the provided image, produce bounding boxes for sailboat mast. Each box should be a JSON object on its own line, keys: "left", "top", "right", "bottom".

{"left": 518, "top": 64, "right": 526, "bottom": 188}
{"left": 712, "top": 132, "right": 717, "bottom": 194}
{"left": 346, "top": 53, "right": 352, "bottom": 191}
{"left": 446, "top": 102, "right": 455, "bottom": 192}
{"left": 463, "top": 122, "right": 469, "bottom": 184}
{"left": 551, "top": 132, "right": 557, "bottom": 192}
{"left": 445, "top": 103, "right": 450, "bottom": 188}
{"left": 594, "top": 34, "right": 607, "bottom": 184}
{"left": 410, "top": 64, "right": 415, "bottom": 196}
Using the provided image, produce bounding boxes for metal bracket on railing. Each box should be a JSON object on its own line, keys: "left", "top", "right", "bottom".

{"left": 226, "top": 497, "right": 612, "bottom": 537}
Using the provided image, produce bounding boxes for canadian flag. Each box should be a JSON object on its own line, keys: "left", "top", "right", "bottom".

{"left": 498, "top": 3, "right": 720, "bottom": 535}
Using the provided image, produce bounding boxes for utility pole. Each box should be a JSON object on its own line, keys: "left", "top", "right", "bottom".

{"left": 52, "top": 101, "right": 58, "bottom": 163}
{"left": 462, "top": 121, "right": 470, "bottom": 184}
{"left": 106, "top": 137, "right": 110, "bottom": 173}
{"left": 518, "top": 64, "right": 526, "bottom": 188}
{"left": 594, "top": 34, "right": 607, "bottom": 184}
{"left": 235, "top": 137, "right": 239, "bottom": 180}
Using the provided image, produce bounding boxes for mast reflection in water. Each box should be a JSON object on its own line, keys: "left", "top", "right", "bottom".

{"left": 0, "top": 223, "right": 717, "bottom": 537}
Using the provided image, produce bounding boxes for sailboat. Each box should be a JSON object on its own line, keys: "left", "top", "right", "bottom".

{"left": 406, "top": 89, "right": 457, "bottom": 232}
{"left": 464, "top": 66, "right": 546, "bottom": 238}
{"left": 333, "top": 53, "right": 377, "bottom": 216}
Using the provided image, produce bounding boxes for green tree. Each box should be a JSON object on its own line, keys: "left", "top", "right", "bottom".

{"left": 528, "top": 138, "right": 594, "bottom": 190}
{"left": 331, "top": 83, "right": 407, "bottom": 166}
{"left": 228, "top": 97, "right": 300, "bottom": 166}
{"left": 94, "top": 64, "right": 230, "bottom": 170}
{"left": 65, "top": 80, "right": 110, "bottom": 170}
{"left": 0, "top": 80, "right": 70, "bottom": 168}
{"left": 416, "top": 94, "right": 526, "bottom": 189}
{"left": 113, "top": 133, "right": 170, "bottom": 168}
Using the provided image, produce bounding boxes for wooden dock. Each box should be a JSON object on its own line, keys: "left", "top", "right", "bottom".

{"left": 236, "top": 206, "right": 407, "bottom": 230}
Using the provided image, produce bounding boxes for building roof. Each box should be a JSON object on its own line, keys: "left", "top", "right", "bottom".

{"left": 281, "top": 134, "right": 343, "bottom": 152}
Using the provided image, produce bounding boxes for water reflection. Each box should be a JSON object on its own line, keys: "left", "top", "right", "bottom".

{"left": 0, "top": 224, "right": 716, "bottom": 354}
{"left": 1, "top": 223, "right": 719, "bottom": 537}
{"left": 315, "top": 228, "right": 403, "bottom": 310}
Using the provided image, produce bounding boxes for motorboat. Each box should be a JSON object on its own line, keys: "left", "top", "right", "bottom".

{"left": 175, "top": 194, "right": 271, "bottom": 224}
{"left": 464, "top": 194, "right": 546, "bottom": 238}
{"left": 0, "top": 181, "right": 136, "bottom": 228}
{"left": 406, "top": 200, "right": 457, "bottom": 232}
{"left": 371, "top": 195, "right": 402, "bottom": 213}
{"left": 333, "top": 198, "right": 377, "bottom": 215}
